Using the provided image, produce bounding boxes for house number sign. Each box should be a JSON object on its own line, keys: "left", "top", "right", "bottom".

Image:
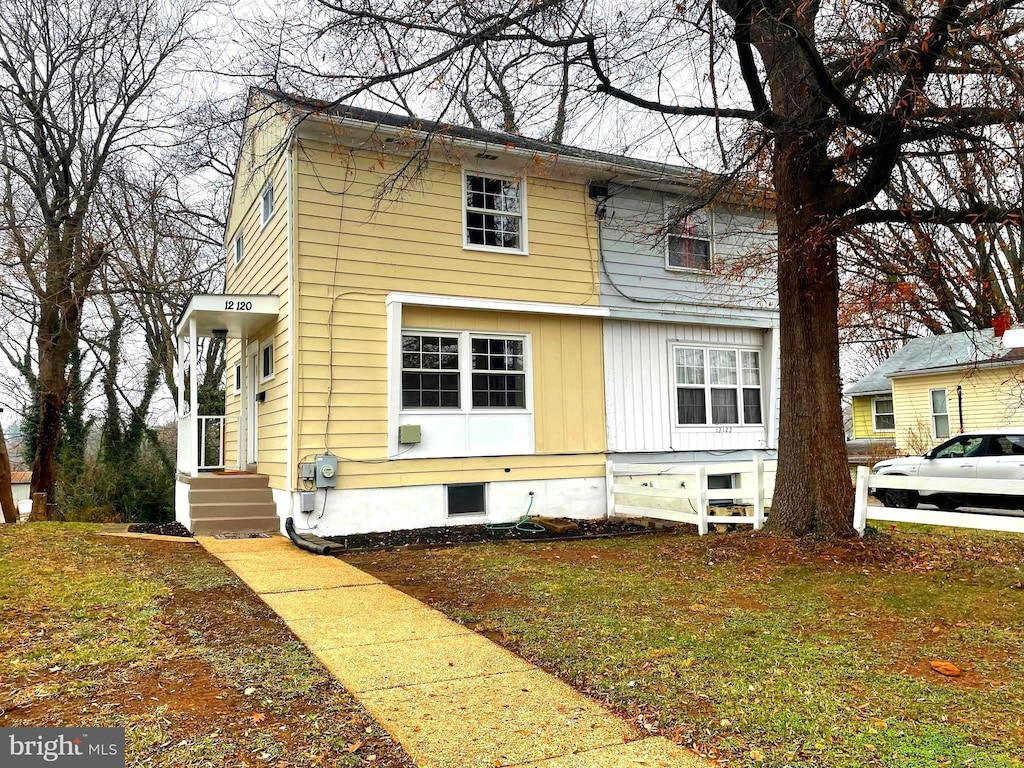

{"left": 224, "top": 300, "right": 253, "bottom": 311}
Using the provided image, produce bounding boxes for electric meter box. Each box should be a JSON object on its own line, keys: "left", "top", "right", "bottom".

{"left": 315, "top": 454, "right": 338, "bottom": 488}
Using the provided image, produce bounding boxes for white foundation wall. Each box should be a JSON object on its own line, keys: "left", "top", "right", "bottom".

{"left": 174, "top": 480, "right": 192, "bottom": 530}
{"left": 282, "top": 475, "right": 607, "bottom": 536}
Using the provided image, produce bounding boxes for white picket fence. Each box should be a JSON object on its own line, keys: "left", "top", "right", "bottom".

{"left": 853, "top": 466, "right": 1024, "bottom": 535}
{"left": 607, "top": 457, "right": 776, "bottom": 535}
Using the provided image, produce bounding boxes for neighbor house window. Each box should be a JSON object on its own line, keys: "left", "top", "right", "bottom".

{"left": 872, "top": 396, "right": 895, "bottom": 432}
{"left": 464, "top": 173, "right": 524, "bottom": 251}
{"left": 260, "top": 339, "right": 274, "bottom": 382}
{"left": 233, "top": 233, "right": 244, "bottom": 265}
{"left": 261, "top": 181, "right": 274, "bottom": 227}
{"left": 471, "top": 337, "right": 526, "bottom": 408}
{"left": 673, "top": 346, "right": 762, "bottom": 427}
{"left": 401, "top": 334, "right": 460, "bottom": 408}
{"left": 666, "top": 206, "right": 711, "bottom": 271}
{"left": 930, "top": 388, "right": 949, "bottom": 439}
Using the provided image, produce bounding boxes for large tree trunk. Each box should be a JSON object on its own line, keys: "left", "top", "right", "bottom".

{"left": 30, "top": 331, "right": 70, "bottom": 505}
{"left": 0, "top": 420, "right": 18, "bottom": 524}
{"left": 766, "top": 137, "right": 855, "bottom": 537}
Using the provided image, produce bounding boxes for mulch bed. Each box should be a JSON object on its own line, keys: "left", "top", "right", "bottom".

{"left": 127, "top": 521, "right": 193, "bottom": 538}
{"left": 325, "top": 518, "right": 662, "bottom": 552}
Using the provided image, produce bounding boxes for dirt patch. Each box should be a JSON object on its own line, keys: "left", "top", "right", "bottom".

{"left": 127, "top": 521, "right": 192, "bottom": 538}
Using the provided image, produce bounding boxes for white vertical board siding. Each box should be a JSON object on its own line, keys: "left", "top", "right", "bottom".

{"left": 604, "top": 319, "right": 779, "bottom": 453}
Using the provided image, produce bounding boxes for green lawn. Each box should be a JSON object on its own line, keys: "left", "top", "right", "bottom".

{"left": 0, "top": 524, "right": 411, "bottom": 767}
{"left": 346, "top": 527, "right": 1024, "bottom": 768}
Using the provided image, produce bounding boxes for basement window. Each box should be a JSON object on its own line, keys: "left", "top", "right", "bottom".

{"left": 447, "top": 483, "right": 487, "bottom": 517}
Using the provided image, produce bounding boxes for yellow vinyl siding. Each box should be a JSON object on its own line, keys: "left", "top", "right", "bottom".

{"left": 291, "top": 134, "right": 605, "bottom": 490}
{"left": 851, "top": 394, "right": 894, "bottom": 440}
{"left": 892, "top": 365, "right": 1024, "bottom": 453}
{"left": 223, "top": 150, "right": 291, "bottom": 491}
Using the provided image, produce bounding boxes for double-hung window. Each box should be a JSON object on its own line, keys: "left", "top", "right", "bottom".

{"left": 930, "top": 388, "right": 950, "bottom": 439}
{"left": 401, "top": 331, "right": 528, "bottom": 411}
{"left": 464, "top": 173, "right": 525, "bottom": 252}
{"left": 471, "top": 337, "right": 526, "bottom": 408}
{"left": 872, "top": 396, "right": 895, "bottom": 432}
{"left": 666, "top": 205, "right": 712, "bottom": 271}
{"left": 401, "top": 334, "right": 461, "bottom": 408}
{"left": 673, "top": 346, "right": 762, "bottom": 426}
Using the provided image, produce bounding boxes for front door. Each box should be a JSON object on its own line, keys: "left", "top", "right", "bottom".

{"left": 246, "top": 345, "right": 259, "bottom": 466}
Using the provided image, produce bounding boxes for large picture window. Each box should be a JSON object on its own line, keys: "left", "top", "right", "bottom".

{"left": 401, "top": 331, "right": 529, "bottom": 411}
{"left": 464, "top": 173, "right": 524, "bottom": 251}
{"left": 673, "top": 346, "right": 762, "bottom": 427}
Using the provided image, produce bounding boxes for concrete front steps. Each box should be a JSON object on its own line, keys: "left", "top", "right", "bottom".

{"left": 186, "top": 473, "right": 280, "bottom": 536}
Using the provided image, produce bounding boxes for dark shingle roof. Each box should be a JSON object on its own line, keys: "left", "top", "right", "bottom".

{"left": 846, "top": 328, "right": 1022, "bottom": 396}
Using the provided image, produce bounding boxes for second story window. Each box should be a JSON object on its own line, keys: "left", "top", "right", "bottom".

{"left": 233, "top": 233, "right": 244, "bottom": 265}
{"left": 261, "top": 181, "right": 274, "bottom": 227}
{"left": 666, "top": 207, "right": 711, "bottom": 271}
{"left": 464, "top": 173, "right": 524, "bottom": 252}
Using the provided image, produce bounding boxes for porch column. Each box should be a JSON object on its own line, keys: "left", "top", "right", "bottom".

{"left": 237, "top": 333, "right": 248, "bottom": 471}
{"left": 189, "top": 317, "right": 199, "bottom": 477}
{"left": 176, "top": 333, "right": 186, "bottom": 475}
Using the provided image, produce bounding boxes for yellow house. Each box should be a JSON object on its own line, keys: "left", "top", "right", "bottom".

{"left": 846, "top": 329, "right": 1024, "bottom": 456}
{"left": 172, "top": 90, "right": 778, "bottom": 535}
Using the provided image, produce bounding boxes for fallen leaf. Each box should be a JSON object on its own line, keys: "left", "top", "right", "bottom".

{"left": 750, "top": 748, "right": 765, "bottom": 761}
{"left": 930, "top": 660, "right": 962, "bottom": 677}
{"left": 251, "top": 713, "right": 266, "bottom": 724}
{"left": 344, "top": 741, "right": 363, "bottom": 753}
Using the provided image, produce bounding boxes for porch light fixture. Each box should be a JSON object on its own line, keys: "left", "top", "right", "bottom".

{"left": 212, "top": 329, "right": 228, "bottom": 341}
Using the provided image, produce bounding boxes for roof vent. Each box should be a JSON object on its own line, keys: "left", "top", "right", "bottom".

{"left": 588, "top": 181, "right": 609, "bottom": 200}
{"left": 475, "top": 152, "right": 499, "bottom": 160}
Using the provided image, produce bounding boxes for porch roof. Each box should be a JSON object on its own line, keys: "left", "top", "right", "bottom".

{"left": 176, "top": 294, "right": 280, "bottom": 338}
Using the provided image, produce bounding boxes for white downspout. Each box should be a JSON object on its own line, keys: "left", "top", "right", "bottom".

{"left": 189, "top": 317, "right": 199, "bottom": 477}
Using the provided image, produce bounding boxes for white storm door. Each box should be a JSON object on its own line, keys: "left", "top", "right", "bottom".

{"left": 246, "top": 344, "right": 259, "bottom": 465}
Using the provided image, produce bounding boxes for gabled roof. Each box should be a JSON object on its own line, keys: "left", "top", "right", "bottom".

{"left": 846, "top": 328, "right": 1024, "bottom": 396}
{"left": 258, "top": 88, "right": 773, "bottom": 206}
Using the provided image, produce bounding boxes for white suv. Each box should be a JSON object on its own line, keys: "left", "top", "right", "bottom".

{"left": 871, "top": 429, "right": 1024, "bottom": 510}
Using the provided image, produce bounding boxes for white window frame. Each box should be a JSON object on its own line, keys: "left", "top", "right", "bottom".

{"left": 461, "top": 170, "right": 528, "bottom": 255}
{"left": 664, "top": 201, "right": 714, "bottom": 273}
{"left": 871, "top": 395, "right": 895, "bottom": 433}
{"left": 233, "top": 233, "right": 244, "bottom": 265}
{"left": 930, "top": 388, "right": 949, "bottom": 439}
{"left": 400, "top": 328, "right": 532, "bottom": 415}
{"left": 259, "top": 338, "right": 275, "bottom": 383}
{"left": 671, "top": 344, "right": 763, "bottom": 429}
{"left": 445, "top": 482, "right": 489, "bottom": 519}
{"left": 232, "top": 362, "right": 242, "bottom": 395}
{"left": 260, "top": 181, "right": 274, "bottom": 228}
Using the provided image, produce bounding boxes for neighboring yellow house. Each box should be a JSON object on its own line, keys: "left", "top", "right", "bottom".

{"left": 846, "top": 329, "right": 1024, "bottom": 455}
{"left": 172, "top": 89, "right": 778, "bottom": 535}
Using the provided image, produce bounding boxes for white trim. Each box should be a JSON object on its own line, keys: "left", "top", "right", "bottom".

{"left": 930, "top": 387, "right": 950, "bottom": 440}
{"left": 664, "top": 200, "right": 714, "bottom": 274}
{"left": 871, "top": 395, "right": 895, "bottom": 433}
{"left": 260, "top": 180, "right": 274, "bottom": 228}
{"left": 260, "top": 337, "right": 275, "bottom": 383}
{"left": 385, "top": 291, "right": 609, "bottom": 318}
{"left": 386, "top": 299, "right": 402, "bottom": 457}
{"left": 285, "top": 140, "right": 297, "bottom": 491}
{"left": 461, "top": 169, "right": 529, "bottom": 255}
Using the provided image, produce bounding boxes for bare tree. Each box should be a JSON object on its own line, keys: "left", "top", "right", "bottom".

{"left": 260, "top": 0, "right": 1024, "bottom": 538}
{"left": 0, "top": 412, "right": 17, "bottom": 523}
{"left": 0, "top": 0, "right": 207, "bottom": 503}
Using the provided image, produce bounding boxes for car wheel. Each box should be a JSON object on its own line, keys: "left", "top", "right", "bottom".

{"left": 882, "top": 489, "right": 918, "bottom": 509}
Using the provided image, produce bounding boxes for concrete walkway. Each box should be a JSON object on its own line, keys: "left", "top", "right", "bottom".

{"left": 199, "top": 535, "right": 704, "bottom": 768}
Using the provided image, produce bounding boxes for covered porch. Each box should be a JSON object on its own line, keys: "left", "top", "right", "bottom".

{"left": 175, "top": 293, "right": 280, "bottom": 477}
